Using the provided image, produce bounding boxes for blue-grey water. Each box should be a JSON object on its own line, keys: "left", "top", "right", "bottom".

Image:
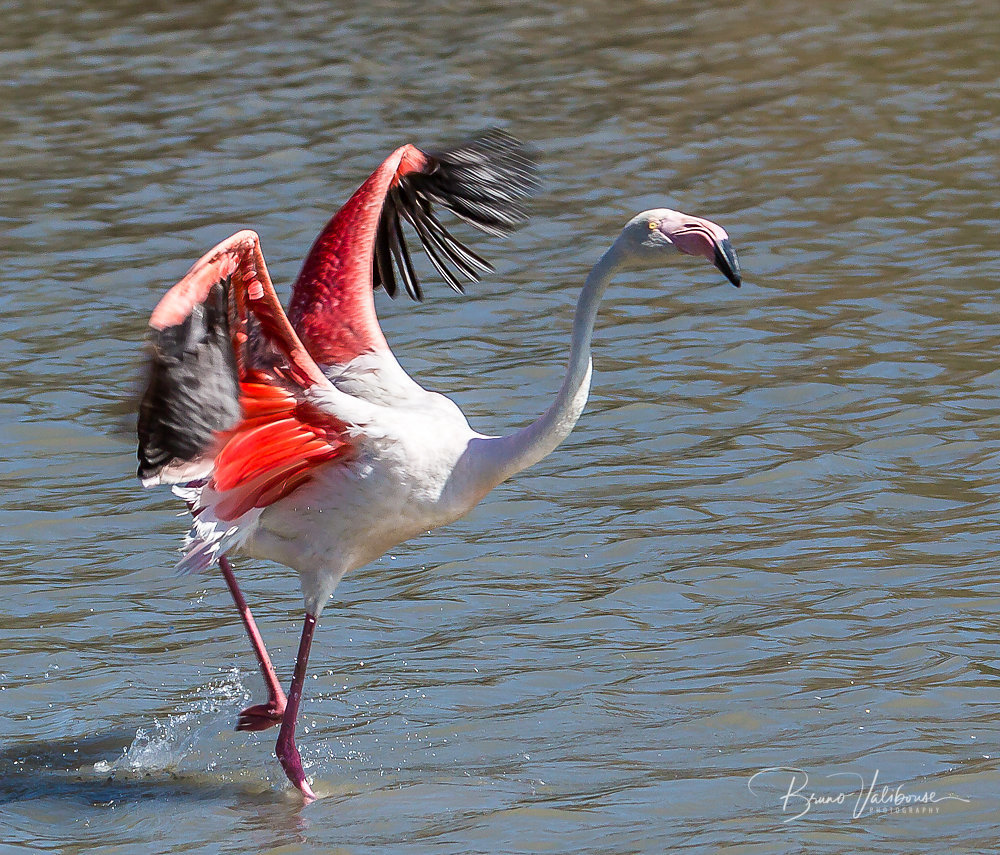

{"left": 2, "top": 1, "right": 999, "bottom": 852}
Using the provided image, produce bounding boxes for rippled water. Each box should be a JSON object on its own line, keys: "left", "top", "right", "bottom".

{"left": 2, "top": 0, "right": 998, "bottom": 851}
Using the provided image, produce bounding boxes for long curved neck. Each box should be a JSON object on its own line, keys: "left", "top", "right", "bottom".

{"left": 478, "top": 239, "right": 626, "bottom": 487}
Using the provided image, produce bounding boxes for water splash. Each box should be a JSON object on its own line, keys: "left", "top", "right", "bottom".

{"left": 93, "top": 668, "right": 249, "bottom": 777}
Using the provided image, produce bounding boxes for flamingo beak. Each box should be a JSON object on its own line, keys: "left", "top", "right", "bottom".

{"left": 713, "top": 238, "right": 741, "bottom": 288}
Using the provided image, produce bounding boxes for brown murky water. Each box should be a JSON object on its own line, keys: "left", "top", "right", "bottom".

{"left": 2, "top": 0, "right": 998, "bottom": 851}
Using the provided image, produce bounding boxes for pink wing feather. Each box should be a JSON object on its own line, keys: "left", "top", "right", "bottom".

{"left": 138, "top": 230, "right": 351, "bottom": 521}
{"left": 288, "top": 146, "right": 428, "bottom": 365}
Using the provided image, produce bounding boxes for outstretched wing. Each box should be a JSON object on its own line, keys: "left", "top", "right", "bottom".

{"left": 138, "top": 230, "right": 352, "bottom": 522}
{"left": 289, "top": 129, "right": 539, "bottom": 367}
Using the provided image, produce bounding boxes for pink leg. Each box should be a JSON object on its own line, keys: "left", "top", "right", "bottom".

{"left": 218, "top": 554, "right": 287, "bottom": 731}
{"left": 276, "top": 612, "right": 318, "bottom": 802}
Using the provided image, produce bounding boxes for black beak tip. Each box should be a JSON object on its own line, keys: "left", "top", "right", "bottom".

{"left": 714, "top": 238, "right": 742, "bottom": 288}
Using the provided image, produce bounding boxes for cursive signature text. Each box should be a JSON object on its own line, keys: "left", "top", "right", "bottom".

{"left": 747, "top": 767, "right": 970, "bottom": 822}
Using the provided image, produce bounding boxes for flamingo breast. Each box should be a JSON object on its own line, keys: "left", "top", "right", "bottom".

{"left": 242, "top": 375, "right": 486, "bottom": 610}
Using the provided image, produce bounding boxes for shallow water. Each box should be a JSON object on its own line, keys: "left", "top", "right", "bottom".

{"left": 2, "top": 0, "right": 999, "bottom": 851}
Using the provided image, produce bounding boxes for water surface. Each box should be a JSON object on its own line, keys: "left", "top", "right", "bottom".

{"left": 1, "top": 0, "right": 998, "bottom": 851}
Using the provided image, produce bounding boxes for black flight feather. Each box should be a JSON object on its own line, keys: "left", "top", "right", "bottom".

{"left": 372, "top": 128, "right": 539, "bottom": 302}
{"left": 137, "top": 277, "right": 241, "bottom": 481}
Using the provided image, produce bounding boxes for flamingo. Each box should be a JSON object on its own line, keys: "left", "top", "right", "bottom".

{"left": 137, "top": 129, "right": 741, "bottom": 802}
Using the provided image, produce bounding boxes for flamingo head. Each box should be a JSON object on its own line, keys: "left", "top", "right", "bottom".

{"left": 617, "top": 208, "right": 741, "bottom": 287}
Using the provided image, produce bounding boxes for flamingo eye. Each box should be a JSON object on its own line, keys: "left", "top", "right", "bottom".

{"left": 647, "top": 219, "right": 659, "bottom": 230}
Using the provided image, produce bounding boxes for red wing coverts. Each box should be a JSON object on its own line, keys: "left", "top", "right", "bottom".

{"left": 211, "top": 379, "right": 345, "bottom": 521}
{"left": 137, "top": 232, "right": 350, "bottom": 520}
